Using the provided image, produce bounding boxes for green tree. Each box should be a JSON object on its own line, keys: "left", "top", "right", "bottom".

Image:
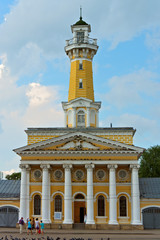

{"left": 6, "top": 172, "right": 21, "bottom": 180}
{"left": 139, "top": 145, "right": 160, "bottom": 177}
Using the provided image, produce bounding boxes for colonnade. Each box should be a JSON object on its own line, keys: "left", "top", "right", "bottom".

{"left": 19, "top": 163, "right": 141, "bottom": 225}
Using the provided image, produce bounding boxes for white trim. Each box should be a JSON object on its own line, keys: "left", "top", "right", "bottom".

{"left": 94, "top": 192, "right": 109, "bottom": 200}
{"left": 71, "top": 58, "right": 92, "bottom": 62}
{"left": 0, "top": 205, "right": 20, "bottom": 210}
{"left": 15, "top": 130, "right": 143, "bottom": 153}
{"left": 117, "top": 192, "right": 131, "bottom": 202}
{"left": 76, "top": 108, "right": 86, "bottom": 114}
{"left": 20, "top": 160, "right": 139, "bottom": 165}
{"left": 30, "top": 191, "right": 42, "bottom": 198}
{"left": 118, "top": 195, "right": 128, "bottom": 218}
{"left": 73, "top": 191, "right": 86, "bottom": 199}
{"left": 51, "top": 191, "right": 64, "bottom": 201}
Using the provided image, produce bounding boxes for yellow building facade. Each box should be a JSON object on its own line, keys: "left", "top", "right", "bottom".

{"left": 1, "top": 14, "right": 160, "bottom": 229}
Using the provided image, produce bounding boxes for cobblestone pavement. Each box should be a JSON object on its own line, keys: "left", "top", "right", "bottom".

{"left": 1, "top": 228, "right": 160, "bottom": 240}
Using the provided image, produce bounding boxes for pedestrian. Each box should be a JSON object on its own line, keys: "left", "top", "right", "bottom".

{"left": 84, "top": 214, "right": 87, "bottom": 224}
{"left": 27, "top": 219, "right": 33, "bottom": 235}
{"left": 19, "top": 217, "right": 24, "bottom": 234}
{"left": 35, "top": 217, "right": 40, "bottom": 234}
{"left": 40, "top": 220, "right": 44, "bottom": 234}
{"left": 32, "top": 217, "right": 35, "bottom": 230}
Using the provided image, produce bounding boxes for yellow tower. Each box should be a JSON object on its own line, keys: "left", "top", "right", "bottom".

{"left": 62, "top": 10, "right": 101, "bottom": 128}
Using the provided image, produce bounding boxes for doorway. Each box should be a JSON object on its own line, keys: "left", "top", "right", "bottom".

{"left": 74, "top": 193, "right": 86, "bottom": 223}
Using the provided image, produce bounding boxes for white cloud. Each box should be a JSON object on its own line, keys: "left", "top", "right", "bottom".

{"left": 103, "top": 113, "right": 160, "bottom": 148}
{"left": 105, "top": 69, "right": 160, "bottom": 109}
{"left": 0, "top": 0, "right": 160, "bottom": 76}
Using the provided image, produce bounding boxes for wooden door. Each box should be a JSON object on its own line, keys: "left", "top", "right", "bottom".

{"left": 74, "top": 201, "right": 85, "bottom": 223}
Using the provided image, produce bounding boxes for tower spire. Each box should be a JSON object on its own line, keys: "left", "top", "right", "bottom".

{"left": 80, "top": 6, "right": 82, "bottom": 20}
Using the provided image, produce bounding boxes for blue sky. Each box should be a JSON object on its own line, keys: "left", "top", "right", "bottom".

{"left": 0, "top": 0, "right": 160, "bottom": 173}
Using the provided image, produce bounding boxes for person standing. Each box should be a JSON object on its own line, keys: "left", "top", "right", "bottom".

{"left": 19, "top": 217, "right": 24, "bottom": 234}
{"left": 40, "top": 220, "right": 44, "bottom": 234}
{"left": 32, "top": 217, "right": 35, "bottom": 230}
{"left": 27, "top": 219, "right": 33, "bottom": 235}
{"left": 35, "top": 218, "right": 40, "bottom": 234}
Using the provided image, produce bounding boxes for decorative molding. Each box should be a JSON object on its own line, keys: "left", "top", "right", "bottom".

{"left": 108, "top": 164, "right": 118, "bottom": 169}
{"left": 85, "top": 164, "right": 95, "bottom": 169}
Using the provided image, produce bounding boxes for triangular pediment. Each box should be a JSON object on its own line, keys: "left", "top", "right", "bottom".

{"left": 13, "top": 131, "right": 144, "bottom": 155}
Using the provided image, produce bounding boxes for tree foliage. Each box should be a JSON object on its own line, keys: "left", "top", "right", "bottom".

{"left": 6, "top": 172, "right": 21, "bottom": 180}
{"left": 139, "top": 145, "right": 160, "bottom": 177}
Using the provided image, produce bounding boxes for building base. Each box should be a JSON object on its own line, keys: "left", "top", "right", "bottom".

{"left": 26, "top": 223, "right": 142, "bottom": 230}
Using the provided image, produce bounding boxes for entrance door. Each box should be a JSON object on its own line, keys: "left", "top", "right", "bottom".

{"left": 143, "top": 207, "right": 160, "bottom": 229}
{"left": 0, "top": 207, "right": 18, "bottom": 227}
{"left": 80, "top": 207, "right": 85, "bottom": 223}
{"left": 74, "top": 201, "right": 85, "bottom": 223}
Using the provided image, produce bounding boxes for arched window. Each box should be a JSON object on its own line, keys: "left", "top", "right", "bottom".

{"left": 119, "top": 196, "right": 127, "bottom": 217}
{"left": 77, "top": 110, "right": 85, "bottom": 127}
{"left": 55, "top": 195, "right": 62, "bottom": 212}
{"left": 98, "top": 195, "right": 105, "bottom": 216}
{"left": 34, "top": 195, "right": 41, "bottom": 215}
{"left": 75, "top": 193, "right": 84, "bottom": 199}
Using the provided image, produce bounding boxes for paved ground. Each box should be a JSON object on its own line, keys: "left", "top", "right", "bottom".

{"left": 1, "top": 228, "right": 160, "bottom": 240}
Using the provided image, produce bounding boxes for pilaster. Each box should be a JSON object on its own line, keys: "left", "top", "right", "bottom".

{"left": 108, "top": 164, "right": 118, "bottom": 225}
{"left": 63, "top": 164, "right": 73, "bottom": 224}
{"left": 85, "top": 164, "right": 95, "bottom": 224}
{"left": 130, "top": 164, "right": 141, "bottom": 225}
{"left": 40, "top": 164, "right": 51, "bottom": 223}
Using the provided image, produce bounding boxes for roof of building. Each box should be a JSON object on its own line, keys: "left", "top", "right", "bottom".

{"left": 0, "top": 178, "right": 160, "bottom": 199}
{"left": 25, "top": 127, "right": 135, "bottom": 134}
{"left": 73, "top": 17, "right": 88, "bottom": 26}
{"left": 139, "top": 178, "right": 160, "bottom": 199}
{"left": 0, "top": 180, "right": 20, "bottom": 198}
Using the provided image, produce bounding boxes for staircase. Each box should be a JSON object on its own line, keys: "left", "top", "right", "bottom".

{"left": 73, "top": 223, "right": 85, "bottom": 229}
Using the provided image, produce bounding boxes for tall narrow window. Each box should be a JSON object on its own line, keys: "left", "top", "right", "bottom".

{"left": 79, "top": 63, "right": 83, "bottom": 70}
{"left": 79, "top": 79, "right": 83, "bottom": 88}
{"left": 77, "top": 32, "right": 84, "bottom": 43}
{"left": 98, "top": 195, "right": 105, "bottom": 216}
{"left": 77, "top": 110, "right": 85, "bottom": 127}
{"left": 55, "top": 195, "right": 62, "bottom": 212}
{"left": 34, "top": 195, "right": 41, "bottom": 215}
{"left": 119, "top": 196, "right": 127, "bottom": 217}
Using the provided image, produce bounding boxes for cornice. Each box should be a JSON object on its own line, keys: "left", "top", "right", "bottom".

{"left": 18, "top": 149, "right": 140, "bottom": 156}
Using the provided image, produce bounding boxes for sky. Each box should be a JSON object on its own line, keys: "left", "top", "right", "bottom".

{"left": 0, "top": 0, "right": 160, "bottom": 174}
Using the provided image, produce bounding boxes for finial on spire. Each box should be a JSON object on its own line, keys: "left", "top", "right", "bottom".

{"left": 80, "top": 6, "right": 82, "bottom": 20}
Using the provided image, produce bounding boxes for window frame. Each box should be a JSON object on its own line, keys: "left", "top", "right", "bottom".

{"left": 34, "top": 194, "right": 41, "bottom": 216}
{"left": 119, "top": 196, "right": 127, "bottom": 217}
{"left": 97, "top": 195, "right": 105, "bottom": 217}
{"left": 54, "top": 195, "right": 62, "bottom": 212}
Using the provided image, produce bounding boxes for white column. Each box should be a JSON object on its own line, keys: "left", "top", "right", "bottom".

{"left": 108, "top": 164, "right": 118, "bottom": 224}
{"left": 63, "top": 164, "right": 73, "bottom": 224}
{"left": 19, "top": 164, "right": 29, "bottom": 220}
{"left": 26, "top": 166, "right": 30, "bottom": 219}
{"left": 64, "top": 110, "right": 67, "bottom": 127}
{"left": 72, "top": 108, "right": 76, "bottom": 127}
{"left": 96, "top": 111, "right": 99, "bottom": 127}
{"left": 130, "top": 164, "right": 141, "bottom": 225}
{"left": 41, "top": 164, "right": 51, "bottom": 223}
{"left": 85, "top": 164, "right": 95, "bottom": 224}
{"left": 86, "top": 107, "right": 90, "bottom": 127}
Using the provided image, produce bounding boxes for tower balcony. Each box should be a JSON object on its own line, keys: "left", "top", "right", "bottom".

{"left": 66, "top": 37, "right": 97, "bottom": 46}
{"left": 65, "top": 37, "right": 98, "bottom": 54}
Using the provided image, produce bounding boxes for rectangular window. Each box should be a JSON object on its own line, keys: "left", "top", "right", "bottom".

{"left": 79, "top": 79, "right": 83, "bottom": 89}
{"left": 77, "top": 32, "right": 84, "bottom": 43}
{"left": 79, "top": 63, "right": 83, "bottom": 70}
